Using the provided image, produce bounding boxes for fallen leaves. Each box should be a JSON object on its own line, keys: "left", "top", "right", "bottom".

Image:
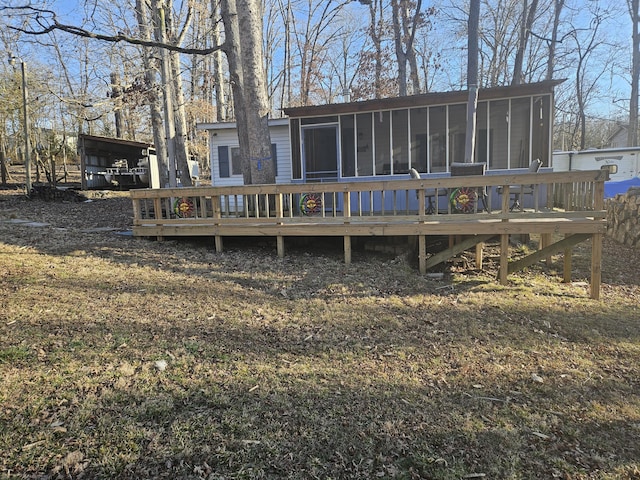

{"left": 1, "top": 187, "right": 640, "bottom": 479}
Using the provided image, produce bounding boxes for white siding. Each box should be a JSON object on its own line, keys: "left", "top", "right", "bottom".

{"left": 208, "top": 123, "right": 291, "bottom": 186}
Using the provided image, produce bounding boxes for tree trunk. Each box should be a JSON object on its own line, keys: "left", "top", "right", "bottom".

{"left": 391, "top": 0, "right": 423, "bottom": 96}
{"left": 211, "top": 0, "right": 227, "bottom": 121}
{"left": 110, "top": 71, "right": 124, "bottom": 138}
{"left": 368, "top": 0, "right": 384, "bottom": 99}
{"left": 221, "top": 0, "right": 250, "bottom": 184}
{"left": 170, "top": 50, "right": 193, "bottom": 186}
{"left": 546, "top": 0, "right": 564, "bottom": 81}
{"left": 136, "top": 0, "right": 169, "bottom": 187}
{"left": 151, "top": 0, "right": 178, "bottom": 186}
{"left": 220, "top": 0, "right": 274, "bottom": 185}
{"left": 629, "top": 0, "right": 639, "bottom": 146}
{"left": 392, "top": 0, "right": 408, "bottom": 96}
{"left": 236, "top": 0, "right": 275, "bottom": 184}
{"left": 404, "top": 0, "right": 423, "bottom": 95}
{"left": 512, "top": 0, "right": 539, "bottom": 85}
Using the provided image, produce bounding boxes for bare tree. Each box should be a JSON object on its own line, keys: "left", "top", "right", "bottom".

{"left": 289, "top": 0, "right": 350, "bottom": 105}
{"left": 275, "top": 0, "right": 293, "bottom": 112}
{"left": 628, "top": 0, "right": 639, "bottom": 146}
{"left": 479, "top": 0, "right": 521, "bottom": 86}
{"left": 512, "top": 0, "right": 539, "bottom": 85}
{"left": 210, "top": 0, "right": 228, "bottom": 121}
{"left": 567, "top": 9, "right": 612, "bottom": 149}
{"left": 324, "top": 12, "right": 367, "bottom": 102}
{"left": 391, "top": 0, "right": 423, "bottom": 96}
{"left": 136, "top": 0, "right": 169, "bottom": 187}
{"left": 546, "top": 0, "right": 565, "bottom": 80}
{"left": 362, "top": 0, "right": 396, "bottom": 98}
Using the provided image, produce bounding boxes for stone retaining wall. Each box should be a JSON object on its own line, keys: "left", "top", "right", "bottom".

{"left": 606, "top": 187, "right": 640, "bottom": 248}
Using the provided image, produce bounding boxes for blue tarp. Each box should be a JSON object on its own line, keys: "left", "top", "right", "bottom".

{"left": 604, "top": 177, "right": 640, "bottom": 198}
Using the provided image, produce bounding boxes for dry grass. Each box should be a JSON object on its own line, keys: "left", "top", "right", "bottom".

{"left": 0, "top": 181, "right": 639, "bottom": 480}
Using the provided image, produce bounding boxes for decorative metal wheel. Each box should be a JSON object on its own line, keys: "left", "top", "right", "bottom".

{"left": 299, "top": 192, "right": 322, "bottom": 216}
{"left": 449, "top": 187, "right": 477, "bottom": 213}
{"left": 174, "top": 197, "right": 195, "bottom": 218}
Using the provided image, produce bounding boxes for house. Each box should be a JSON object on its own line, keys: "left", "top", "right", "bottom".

{"left": 198, "top": 80, "right": 561, "bottom": 187}
{"left": 606, "top": 124, "right": 636, "bottom": 149}
{"left": 197, "top": 118, "right": 291, "bottom": 185}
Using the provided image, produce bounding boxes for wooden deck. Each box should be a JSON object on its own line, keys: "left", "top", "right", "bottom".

{"left": 130, "top": 170, "right": 609, "bottom": 299}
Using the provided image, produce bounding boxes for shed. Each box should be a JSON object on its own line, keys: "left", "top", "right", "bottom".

{"left": 78, "top": 134, "right": 157, "bottom": 190}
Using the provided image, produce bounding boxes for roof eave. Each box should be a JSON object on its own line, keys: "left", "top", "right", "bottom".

{"left": 284, "top": 79, "right": 565, "bottom": 118}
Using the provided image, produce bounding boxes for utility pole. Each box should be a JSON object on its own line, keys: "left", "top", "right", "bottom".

{"left": 464, "top": 0, "right": 480, "bottom": 164}
{"left": 9, "top": 54, "right": 32, "bottom": 193}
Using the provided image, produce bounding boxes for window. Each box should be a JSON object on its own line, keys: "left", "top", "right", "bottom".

{"left": 392, "top": 109, "right": 409, "bottom": 174}
{"left": 489, "top": 100, "right": 509, "bottom": 169}
{"left": 475, "top": 102, "right": 488, "bottom": 165}
{"left": 429, "top": 106, "right": 446, "bottom": 173}
{"left": 291, "top": 119, "right": 301, "bottom": 179}
{"left": 448, "top": 104, "right": 466, "bottom": 166}
{"left": 410, "top": 108, "right": 428, "bottom": 172}
{"left": 357, "top": 113, "right": 374, "bottom": 176}
{"left": 531, "top": 95, "right": 550, "bottom": 167}
{"left": 230, "top": 147, "right": 242, "bottom": 176}
{"left": 341, "top": 115, "right": 356, "bottom": 177}
{"left": 374, "top": 111, "right": 391, "bottom": 175}
{"left": 510, "top": 97, "right": 531, "bottom": 168}
{"left": 219, "top": 144, "right": 278, "bottom": 178}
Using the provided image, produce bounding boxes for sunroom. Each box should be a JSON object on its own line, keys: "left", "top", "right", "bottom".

{"left": 284, "top": 80, "right": 559, "bottom": 183}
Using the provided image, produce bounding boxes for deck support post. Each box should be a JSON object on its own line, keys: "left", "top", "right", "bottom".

{"left": 591, "top": 233, "right": 602, "bottom": 300}
{"left": 344, "top": 236, "right": 352, "bottom": 265}
{"left": 563, "top": 233, "right": 572, "bottom": 283}
{"left": 214, "top": 236, "right": 223, "bottom": 253}
{"left": 212, "top": 195, "right": 223, "bottom": 252}
{"left": 276, "top": 193, "right": 285, "bottom": 259}
{"left": 590, "top": 179, "right": 605, "bottom": 299}
{"left": 343, "top": 190, "right": 352, "bottom": 265}
{"left": 417, "top": 187, "right": 426, "bottom": 274}
{"left": 541, "top": 233, "right": 553, "bottom": 265}
{"left": 154, "top": 197, "right": 164, "bottom": 242}
{"left": 499, "top": 187, "right": 511, "bottom": 284}
{"left": 277, "top": 237, "right": 285, "bottom": 258}
{"left": 475, "top": 242, "right": 483, "bottom": 270}
{"left": 499, "top": 234, "right": 509, "bottom": 285}
{"left": 419, "top": 235, "right": 426, "bottom": 274}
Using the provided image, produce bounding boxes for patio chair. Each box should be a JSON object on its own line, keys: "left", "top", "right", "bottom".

{"left": 449, "top": 162, "right": 488, "bottom": 213}
{"left": 410, "top": 168, "right": 447, "bottom": 214}
{"left": 496, "top": 158, "right": 542, "bottom": 211}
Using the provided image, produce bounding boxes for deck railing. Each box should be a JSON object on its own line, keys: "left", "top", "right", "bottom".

{"left": 130, "top": 169, "right": 610, "bottom": 298}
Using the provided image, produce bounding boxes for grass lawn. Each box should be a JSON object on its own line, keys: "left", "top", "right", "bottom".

{"left": 0, "top": 191, "right": 639, "bottom": 479}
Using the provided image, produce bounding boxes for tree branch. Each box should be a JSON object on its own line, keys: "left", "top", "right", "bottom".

{"left": 4, "top": 5, "right": 224, "bottom": 55}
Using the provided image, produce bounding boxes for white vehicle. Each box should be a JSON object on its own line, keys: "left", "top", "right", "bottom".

{"left": 552, "top": 147, "right": 640, "bottom": 197}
